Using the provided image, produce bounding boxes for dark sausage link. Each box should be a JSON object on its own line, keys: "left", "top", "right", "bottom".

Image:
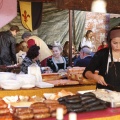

{"left": 81, "top": 97, "right": 96, "bottom": 105}
{"left": 89, "top": 104, "right": 107, "bottom": 111}
{"left": 85, "top": 100, "right": 100, "bottom": 108}
{"left": 80, "top": 96, "right": 93, "bottom": 101}
{"left": 66, "top": 103, "right": 82, "bottom": 109}
{"left": 58, "top": 95, "right": 71, "bottom": 102}
{"left": 66, "top": 98, "right": 81, "bottom": 103}
{"left": 66, "top": 95, "right": 81, "bottom": 100}
{"left": 68, "top": 107, "right": 86, "bottom": 113}
{"left": 82, "top": 92, "right": 96, "bottom": 97}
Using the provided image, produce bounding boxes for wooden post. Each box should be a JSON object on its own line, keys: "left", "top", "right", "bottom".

{"left": 69, "top": 10, "right": 75, "bottom": 66}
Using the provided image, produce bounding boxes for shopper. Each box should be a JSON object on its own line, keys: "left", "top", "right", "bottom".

{"left": 22, "top": 32, "right": 52, "bottom": 66}
{"left": 0, "top": 25, "right": 19, "bottom": 65}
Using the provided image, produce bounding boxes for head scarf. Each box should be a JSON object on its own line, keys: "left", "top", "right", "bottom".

{"left": 110, "top": 29, "right": 120, "bottom": 39}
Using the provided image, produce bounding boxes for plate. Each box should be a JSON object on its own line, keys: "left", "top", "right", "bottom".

{"left": 21, "top": 85, "right": 35, "bottom": 89}
{"left": 36, "top": 82, "right": 54, "bottom": 88}
{"left": 77, "top": 90, "right": 95, "bottom": 94}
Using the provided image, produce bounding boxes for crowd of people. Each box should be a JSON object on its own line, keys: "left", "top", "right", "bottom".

{"left": 1, "top": 25, "right": 120, "bottom": 92}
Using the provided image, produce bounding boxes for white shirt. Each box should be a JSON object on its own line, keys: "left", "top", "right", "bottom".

{"left": 81, "top": 37, "right": 95, "bottom": 51}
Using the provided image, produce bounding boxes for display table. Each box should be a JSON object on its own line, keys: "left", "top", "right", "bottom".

{"left": 42, "top": 107, "right": 120, "bottom": 120}
{"left": 0, "top": 84, "right": 96, "bottom": 97}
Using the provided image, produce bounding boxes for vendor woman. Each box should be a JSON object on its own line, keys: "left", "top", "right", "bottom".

{"left": 83, "top": 27, "right": 120, "bottom": 92}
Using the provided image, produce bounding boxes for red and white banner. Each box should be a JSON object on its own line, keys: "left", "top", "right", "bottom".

{"left": 0, "top": 0, "right": 17, "bottom": 28}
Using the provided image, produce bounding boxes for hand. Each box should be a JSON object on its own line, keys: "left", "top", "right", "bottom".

{"left": 93, "top": 74, "right": 107, "bottom": 86}
{"left": 42, "top": 67, "right": 53, "bottom": 73}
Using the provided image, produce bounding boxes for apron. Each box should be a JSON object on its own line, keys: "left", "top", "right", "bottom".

{"left": 97, "top": 50, "right": 120, "bottom": 92}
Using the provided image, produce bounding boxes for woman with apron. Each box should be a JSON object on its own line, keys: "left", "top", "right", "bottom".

{"left": 83, "top": 27, "right": 120, "bottom": 92}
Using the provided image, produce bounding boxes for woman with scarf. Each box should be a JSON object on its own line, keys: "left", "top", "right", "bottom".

{"left": 83, "top": 27, "right": 120, "bottom": 92}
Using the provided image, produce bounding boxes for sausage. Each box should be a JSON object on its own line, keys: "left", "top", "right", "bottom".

{"left": 17, "top": 113, "right": 34, "bottom": 120}
{"left": 81, "top": 97, "right": 96, "bottom": 105}
{"left": 0, "top": 108, "right": 10, "bottom": 114}
{"left": 0, "top": 113, "right": 12, "bottom": 119}
{"left": 85, "top": 100, "right": 100, "bottom": 108}
{"left": 58, "top": 95, "right": 71, "bottom": 102}
{"left": 32, "top": 107, "right": 50, "bottom": 114}
{"left": 30, "top": 102, "right": 46, "bottom": 108}
{"left": 48, "top": 104, "right": 66, "bottom": 112}
{"left": 98, "top": 99, "right": 110, "bottom": 107}
{"left": 16, "top": 108, "right": 32, "bottom": 115}
{"left": 66, "top": 95, "right": 81, "bottom": 100}
{"left": 66, "top": 103, "right": 82, "bottom": 109}
{"left": 89, "top": 104, "right": 107, "bottom": 111}
{"left": 80, "top": 96, "right": 93, "bottom": 101}
{"left": 44, "top": 100, "right": 59, "bottom": 104}
{"left": 0, "top": 101, "right": 8, "bottom": 109}
{"left": 34, "top": 113, "right": 51, "bottom": 119}
{"left": 68, "top": 107, "right": 86, "bottom": 113}
{"left": 82, "top": 92, "right": 96, "bottom": 97}
{"left": 65, "top": 98, "right": 81, "bottom": 103}
{"left": 45, "top": 103, "right": 59, "bottom": 107}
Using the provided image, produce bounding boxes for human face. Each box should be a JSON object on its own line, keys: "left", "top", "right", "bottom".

{"left": 88, "top": 32, "right": 93, "bottom": 38}
{"left": 111, "top": 37, "right": 120, "bottom": 52}
{"left": 24, "top": 38, "right": 29, "bottom": 42}
{"left": 12, "top": 30, "right": 18, "bottom": 36}
{"left": 52, "top": 47, "right": 61, "bottom": 58}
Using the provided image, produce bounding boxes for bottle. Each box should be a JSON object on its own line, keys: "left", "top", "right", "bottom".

{"left": 69, "top": 112, "right": 77, "bottom": 120}
{"left": 56, "top": 107, "right": 64, "bottom": 120}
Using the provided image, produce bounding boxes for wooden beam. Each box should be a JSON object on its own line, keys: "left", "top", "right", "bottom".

{"left": 18, "top": 0, "right": 55, "bottom": 2}
{"left": 69, "top": 10, "right": 73, "bottom": 67}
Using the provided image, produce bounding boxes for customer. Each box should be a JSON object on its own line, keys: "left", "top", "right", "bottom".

{"left": 47, "top": 44, "right": 69, "bottom": 72}
{"left": 21, "top": 45, "right": 42, "bottom": 74}
{"left": 22, "top": 32, "right": 52, "bottom": 66}
{"left": 16, "top": 41, "right": 28, "bottom": 64}
{"left": 0, "top": 25, "right": 19, "bottom": 65}
{"left": 74, "top": 46, "right": 92, "bottom": 67}
{"left": 83, "top": 27, "right": 120, "bottom": 92}
{"left": 80, "top": 30, "right": 96, "bottom": 52}
{"left": 97, "top": 40, "right": 108, "bottom": 51}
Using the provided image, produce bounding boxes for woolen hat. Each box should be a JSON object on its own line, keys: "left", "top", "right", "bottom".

{"left": 22, "top": 32, "right": 31, "bottom": 39}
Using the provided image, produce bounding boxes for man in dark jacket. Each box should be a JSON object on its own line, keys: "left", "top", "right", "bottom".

{"left": 74, "top": 46, "right": 92, "bottom": 67}
{"left": 0, "top": 25, "right": 19, "bottom": 65}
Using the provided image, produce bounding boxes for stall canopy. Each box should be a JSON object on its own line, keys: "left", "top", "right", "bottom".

{"left": 0, "top": 0, "right": 17, "bottom": 28}
{"left": 19, "top": 0, "right": 120, "bottom": 14}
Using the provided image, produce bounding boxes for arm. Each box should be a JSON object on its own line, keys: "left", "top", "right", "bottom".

{"left": 10, "top": 37, "right": 17, "bottom": 64}
{"left": 83, "top": 50, "right": 108, "bottom": 86}
{"left": 81, "top": 37, "right": 86, "bottom": 47}
{"left": 85, "top": 71, "right": 107, "bottom": 86}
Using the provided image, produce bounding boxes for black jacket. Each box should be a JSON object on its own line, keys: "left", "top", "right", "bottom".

{"left": 83, "top": 48, "right": 109, "bottom": 89}
{"left": 0, "top": 31, "right": 17, "bottom": 65}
